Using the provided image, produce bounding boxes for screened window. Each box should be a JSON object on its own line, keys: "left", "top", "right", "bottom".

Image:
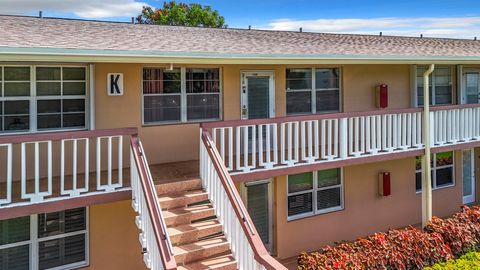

{"left": 0, "top": 65, "right": 87, "bottom": 133}
{"left": 416, "top": 66, "right": 453, "bottom": 106}
{"left": 415, "top": 151, "right": 455, "bottom": 192}
{"left": 0, "top": 208, "right": 88, "bottom": 270}
{"left": 286, "top": 68, "right": 340, "bottom": 115}
{"left": 287, "top": 168, "right": 343, "bottom": 220}
{"left": 143, "top": 67, "right": 220, "bottom": 124}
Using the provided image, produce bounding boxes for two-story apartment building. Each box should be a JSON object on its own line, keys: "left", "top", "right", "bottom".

{"left": 1, "top": 15, "right": 480, "bottom": 270}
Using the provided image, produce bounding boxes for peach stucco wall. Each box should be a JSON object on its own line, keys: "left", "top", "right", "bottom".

{"left": 80, "top": 200, "right": 146, "bottom": 270}
{"left": 273, "top": 151, "right": 464, "bottom": 259}
{"left": 94, "top": 64, "right": 412, "bottom": 164}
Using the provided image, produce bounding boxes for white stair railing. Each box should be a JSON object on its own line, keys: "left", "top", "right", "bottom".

{"left": 200, "top": 130, "right": 287, "bottom": 270}
{"left": 130, "top": 135, "right": 176, "bottom": 270}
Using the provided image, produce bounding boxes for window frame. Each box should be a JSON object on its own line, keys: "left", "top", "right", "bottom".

{"left": 0, "top": 208, "right": 89, "bottom": 270}
{"left": 415, "top": 151, "right": 455, "bottom": 193}
{"left": 0, "top": 64, "right": 89, "bottom": 135}
{"left": 413, "top": 65, "right": 454, "bottom": 107}
{"left": 141, "top": 67, "right": 222, "bottom": 125}
{"left": 286, "top": 168, "right": 344, "bottom": 221}
{"left": 286, "top": 67, "right": 342, "bottom": 116}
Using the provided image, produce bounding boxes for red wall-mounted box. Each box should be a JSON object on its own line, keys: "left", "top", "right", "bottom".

{"left": 378, "top": 172, "right": 391, "bottom": 196}
{"left": 375, "top": 84, "right": 388, "bottom": 109}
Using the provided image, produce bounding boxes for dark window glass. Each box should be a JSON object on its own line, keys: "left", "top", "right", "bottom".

{"left": 286, "top": 91, "right": 311, "bottom": 114}
{"left": 4, "top": 67, "right": 30, "bottom": 81}
{"left": 186, "top": 69, "right": 220, "bottom": 93}
{"left": 144, "top": 95, "right": 181, "bottom": 122}
{"left": 36, "top": 67, "right": 61, "bottom": 81}
{"left": 63, "top": 82, "right": 86, "bottom": 95}
{"left": 37, "top": 82, "right": 61, "bottom": 96}
{"left": 286, "top": 69, "right": 312, "bottom": 90}
{"left": 288, "top": 172, "right": 313, "bottom": 193}
{"left": 38, "top": 234, "right": 86, "bottom": 270}
{"left": 436, "top": 168, "right": 454, "bottom": 187}
{"left": 62, "top": 68, "right": 85, "bottom": 81}
{"left": 315, "top": 68, "right": 339, "bottom": 89}
{"left": 316, "top": 90, "right": 339, "bottom": 113}
{"left": 317, "top": 168, "right": 340, "bottom": 188}
{"left": 0, "top": 245, "right": 30, "bottom": 270}
{"left": 287, "top": 192, "right": 313, "bottom": 216}
{"left": 0, "top": 216, "right": 30, "bottom": 245}
{"left": 187, "top": 94, "right": 220, "bottom": 120}
{"left": 317, "top": 188, "right": 341, "bottom": 210}
{"left": 4, "top": 83, "right": 30, "bottom": 97}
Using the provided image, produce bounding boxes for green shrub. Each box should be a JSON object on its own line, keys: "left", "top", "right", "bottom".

{"left": 424, "top": 252, "right": 480, "bottom": 269}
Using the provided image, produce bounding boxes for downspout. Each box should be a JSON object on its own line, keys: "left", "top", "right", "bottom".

{"left": 422, "top": 64, "right": 434, "bottom": 228}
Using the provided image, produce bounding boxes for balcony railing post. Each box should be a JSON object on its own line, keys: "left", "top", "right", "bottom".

{"left": 339, "top": 118, "right": 348, "bottom": 159}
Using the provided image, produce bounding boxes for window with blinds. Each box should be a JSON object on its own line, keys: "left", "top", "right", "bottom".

{"left": 287, "top": 168, "right": 343, "bottom": 220}
{"left": 0, "top": 208, "right": 88, "bottom": 270}
{"left": 0, "top": 65, "right": 88, "bottom": 134}
{"left": 416, "top": 66, "right": 453, "bottom": 106}
{"left": 143, "top": 67, "right": 221, "bottom": 124}
{"left": 286, "top": 68, "right": 341, "bottom": 115}
{"left": 415, "top": 151, "right": 455, "bottom": 192}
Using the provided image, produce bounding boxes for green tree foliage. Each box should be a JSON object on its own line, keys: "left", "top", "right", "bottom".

{"left": 137, "top": 1, "right": 226, "bottom": 28}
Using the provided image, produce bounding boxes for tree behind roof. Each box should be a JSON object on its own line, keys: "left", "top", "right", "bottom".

{"left": 137, "top": 1, "right": 226, "bottom": 28}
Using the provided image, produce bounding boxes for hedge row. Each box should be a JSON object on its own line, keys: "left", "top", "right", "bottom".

{"left": 424, "top": 252, "right": 480, "bottom": 270}
{"left": 298, "top": 206, "right": 480, "bottom": 270}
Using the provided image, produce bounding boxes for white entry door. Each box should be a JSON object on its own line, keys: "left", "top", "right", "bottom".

{"left": 463, "top": 149, "right": 476, "bottom": 204}
{"left": 240, "top": 71, "right": 275, "bottom": 120}
{"left": 241, "top": 180, "right": 273, "bottom": 253}
{"left": 463, "top": 70, "right": 480, "bottom": 104}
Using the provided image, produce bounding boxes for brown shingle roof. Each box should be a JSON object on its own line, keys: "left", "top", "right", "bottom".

{"left": 1, "top": 15, "right": 480, "bottom": 59}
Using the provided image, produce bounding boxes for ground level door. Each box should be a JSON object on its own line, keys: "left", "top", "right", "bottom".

{"left": 241, "top": 179, "right": 273, "bottom": 253}
{"left": 463, "top": 149, "right": 476, "bottom": 204}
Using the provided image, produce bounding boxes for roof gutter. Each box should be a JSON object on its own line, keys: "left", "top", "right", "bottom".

{"left": 3, "top": 47, "right": 480, "bottom": 64}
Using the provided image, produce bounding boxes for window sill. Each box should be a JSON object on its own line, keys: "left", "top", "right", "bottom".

{"left": 142, "top": 118, "right": 222, "bottom": 127}
{"left": 415, "top": 183, "right": 456, "bottom": 194}
{"left": 287, "top": 205, "right": 344, "bottom": 222}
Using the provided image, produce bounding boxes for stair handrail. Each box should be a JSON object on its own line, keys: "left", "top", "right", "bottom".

{"left": 130, "top": 135, "right": 177, "bottom": 270}
{"left": 201, "top": 130, "right": 287, "bottom": 270}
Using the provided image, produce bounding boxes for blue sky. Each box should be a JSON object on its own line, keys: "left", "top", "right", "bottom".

{"left": 2, "top": 0, "right": 480, "bottom": 38}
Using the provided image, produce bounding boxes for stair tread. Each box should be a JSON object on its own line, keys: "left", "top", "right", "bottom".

{"left": 164, "top": 204, "right": 214, "bottom": 217}
{"left": 168, "top": 220, "right": 221, "bottom": 235}
{"left": 158, "top": 189, "right": 207, "bottom": 201}
{"left": 156, "top": 179, "right": 203, "bottom": 195}
{"left": 177, "top": 254, "right": 237, "bottom": 270}
{"left": 174, "top": 236, "right": 229, "bottom": 255}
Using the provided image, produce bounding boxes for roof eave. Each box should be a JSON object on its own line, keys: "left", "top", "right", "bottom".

{"left": 2, "top": 47, "right": 480, "bottom": 65}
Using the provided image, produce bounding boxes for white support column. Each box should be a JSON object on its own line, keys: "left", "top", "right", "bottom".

{"left": 422, "top": 64, "right": 435, "bottom": 228}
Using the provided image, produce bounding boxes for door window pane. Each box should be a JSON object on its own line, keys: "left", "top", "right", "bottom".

{"left": 246, "top": 184, "right": 270, "bottom": 245}
{"left": 247, "top": 77, "right": 270, "bottom": 119}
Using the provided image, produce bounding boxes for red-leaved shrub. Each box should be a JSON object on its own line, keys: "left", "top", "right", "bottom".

{"left": 425, "top": 206, "right": 480, "bottom": 256}
{"left": 297, "top": 206, "right": 480, "bottom": 270}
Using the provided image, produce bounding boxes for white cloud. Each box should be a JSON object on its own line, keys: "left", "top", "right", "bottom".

{"left": 0, "top": 0, "right": 147, "bottom": 18}
{"left": 263, "top": 17, "right": 480, "bottom": 39}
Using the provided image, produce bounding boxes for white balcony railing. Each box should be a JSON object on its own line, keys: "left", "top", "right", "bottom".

{"left": 0, "top": 128, "right": 135, "bottom": 208}
{"left": 201, "top": 104, "right": 480, "bottom": 175}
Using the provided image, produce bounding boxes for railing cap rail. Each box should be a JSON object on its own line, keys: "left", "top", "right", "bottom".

{"left": 201, "top": 108, "right": 423, "bottom": 129}
{"left": 0, "top": 127, "right": 138, "bottom": 144}
{"left": 201, "top": 131, "right": 287, "bottom": 270}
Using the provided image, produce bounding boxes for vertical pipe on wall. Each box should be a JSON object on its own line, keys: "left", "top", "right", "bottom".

{"left": 89, "top": 64, "right": 96, "bottom": 130}
{"left": 422, "top": 64, "right": 435, "bottom": 228}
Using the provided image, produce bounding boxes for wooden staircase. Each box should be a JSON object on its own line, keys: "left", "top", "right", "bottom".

{"left": 157, "top": 179, "right": 238, "bottom": 270}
